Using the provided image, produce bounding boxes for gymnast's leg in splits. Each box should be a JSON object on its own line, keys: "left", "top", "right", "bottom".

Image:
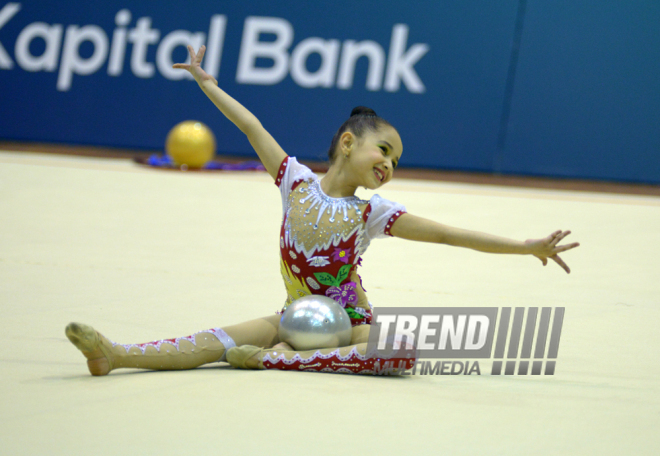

{"left": 226, "top": 325, "right": 416, "bottom": 375}
{"left": 65, "top": 315, "right": 282, "bottom": 376}
{"left": 66, "top": 316, "right": 414, "bottom": 376}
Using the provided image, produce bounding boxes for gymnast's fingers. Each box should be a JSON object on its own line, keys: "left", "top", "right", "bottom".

{"left": 551, "top": 255, "right": 570, "bottom": 274}
{"left": 187, "top": 45, "right": 196, "bottom": 61}
{"left": 196, "top": 45, "right": 206, "bottom": 62}
{"left": 550, "top": 230, "right": 570, "bottom": 247}
{"left": 554, "top": 242, "right": 580, "bottom": 254}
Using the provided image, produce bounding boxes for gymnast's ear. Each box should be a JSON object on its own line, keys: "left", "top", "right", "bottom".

{"left": 339, "top": 131, "right": 355, "bottom": 156}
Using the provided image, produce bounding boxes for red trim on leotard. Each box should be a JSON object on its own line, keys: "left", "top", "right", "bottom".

{"left": 362, "top": 203, "right": 372, "bottom": 223}
{"left": 383, "top": 211, "right": 406, "bottom": 236}
{"left": 275, "top": 156, "right": 290, "bottom": 188}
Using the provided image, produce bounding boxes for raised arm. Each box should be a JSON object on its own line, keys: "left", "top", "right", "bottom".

{"left": 390, "top": 213, "right": 579, "bottom": 273}
{"left": 173, "top": 46, "right": 287, "bottom": 180}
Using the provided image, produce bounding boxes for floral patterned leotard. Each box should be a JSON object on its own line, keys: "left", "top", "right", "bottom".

{"left": 276, "top": 157, "right": 406, "bottom": 325}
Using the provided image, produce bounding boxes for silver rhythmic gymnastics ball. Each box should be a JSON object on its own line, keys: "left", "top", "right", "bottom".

{"left": 279, "top": 295, "right": 352, "bottom": 350}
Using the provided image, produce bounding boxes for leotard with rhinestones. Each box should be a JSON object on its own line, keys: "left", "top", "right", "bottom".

{"left": 275, "top": 157, "right": 406, "bottom": 325}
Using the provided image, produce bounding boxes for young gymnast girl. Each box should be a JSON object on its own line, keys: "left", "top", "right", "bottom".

{"left": 65, "top": 46, "right": 579, "bottom": 376}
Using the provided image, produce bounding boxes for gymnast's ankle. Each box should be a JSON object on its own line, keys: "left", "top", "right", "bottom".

{"left": 271, "top": 341, "right": 294, "bottom": 351}
{"left": 226, "top": 345, "right": 263, "bottom": 370}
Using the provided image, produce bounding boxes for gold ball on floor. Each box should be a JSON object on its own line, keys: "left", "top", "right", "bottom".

{"left": 165, "top": 120, "right": 216, "bottom": 169}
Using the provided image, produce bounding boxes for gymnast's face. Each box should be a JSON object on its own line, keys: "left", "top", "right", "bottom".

{"left": 342, "top": 126, "right": 403, "bottom": 190}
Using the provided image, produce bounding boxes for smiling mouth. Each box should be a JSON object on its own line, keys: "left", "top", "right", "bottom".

{"left": 373, "top": 168, "right": 384, "bottom": 182}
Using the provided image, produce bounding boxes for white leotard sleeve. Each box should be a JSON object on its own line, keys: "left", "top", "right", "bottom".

{"left": 276, "top": 157, "right": 317, "bottom": 216}
{"left": 364, "top": 194, "right": 407, "bottom": 241}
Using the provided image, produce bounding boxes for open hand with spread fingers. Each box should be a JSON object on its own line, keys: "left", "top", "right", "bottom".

{"left": 524, "top": 230, "right": 579, "bottom": 274}
{"left": 172, "top": 45, "right": 218, "bottom": 85}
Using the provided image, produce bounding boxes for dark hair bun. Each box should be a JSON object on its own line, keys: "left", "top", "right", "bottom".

{"left": 350, "top": 106, "right": 377, "bottom": 117}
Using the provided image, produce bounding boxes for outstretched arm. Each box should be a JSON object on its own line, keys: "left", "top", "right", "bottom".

{"left": 390, "top": 213, "right": 579, "bottom": 273}
{"left": 173, "top": 46, "right": 287, "bottom": 180}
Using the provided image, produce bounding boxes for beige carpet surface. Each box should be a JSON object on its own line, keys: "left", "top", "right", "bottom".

{"left": 1, "top": 151, "right": 658, "bottom": 455}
